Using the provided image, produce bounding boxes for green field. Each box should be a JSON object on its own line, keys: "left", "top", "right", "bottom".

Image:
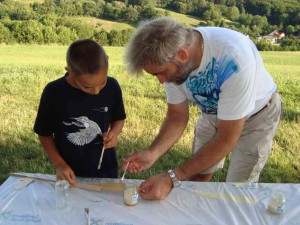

{"left": 0, "top": 45, "right": 299, "bottom": 184}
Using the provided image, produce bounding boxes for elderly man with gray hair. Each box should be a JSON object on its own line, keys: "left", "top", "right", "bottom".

{"left": 122, "top": 17, "right": 283, "bottom": 200}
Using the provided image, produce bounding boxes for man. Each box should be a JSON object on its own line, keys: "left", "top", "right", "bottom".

{"left": 123, "top": 17, "right": 283, "bottom": 200}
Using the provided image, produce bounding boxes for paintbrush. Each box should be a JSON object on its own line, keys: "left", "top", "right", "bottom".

{"left": 97, "top": 145, "right": 105, "bottom": 170}
{"left": 120, "top": 161, "right": 129, "bottom": 182}
{"left": 97, "top": 114, "right": 108, "bottom": 170}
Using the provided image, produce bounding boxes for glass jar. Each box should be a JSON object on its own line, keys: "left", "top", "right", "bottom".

{"left": 55, "top": 180, "right": 70, "bottom": 210}
{"left": 123, "top": 183, "right": 139, "bottom": 206}
{"left": 268, "top": 190, "right": 285, "bottom": 214}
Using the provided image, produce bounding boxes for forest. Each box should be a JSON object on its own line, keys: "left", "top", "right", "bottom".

{"left": 0, "top": 0, "right": 299, "bottom": 50}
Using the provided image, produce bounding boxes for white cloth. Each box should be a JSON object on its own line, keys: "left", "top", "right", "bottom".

{"left": 164, "top": 27, "right": 276, "bottom": 120}
{"left": 1, "top": 173, "right": 300, "bottom": 225}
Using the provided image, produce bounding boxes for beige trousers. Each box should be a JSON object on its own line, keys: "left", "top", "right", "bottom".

{"left": 192, "top": 91, "right": 283, "bottom": 182}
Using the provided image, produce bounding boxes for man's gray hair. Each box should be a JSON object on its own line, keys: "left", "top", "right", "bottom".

{"left": 124, "top": 17, "right": 196, "bottom": 76}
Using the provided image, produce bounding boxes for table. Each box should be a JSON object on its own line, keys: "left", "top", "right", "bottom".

{"left": 0, "top": 173, "right": 299, "bottom": 225}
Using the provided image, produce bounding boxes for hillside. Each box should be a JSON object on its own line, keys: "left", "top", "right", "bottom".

{"left": 76, "top": 16, "right": 134, "bottom": 32}
{"left": 76, "top": 9, "right": 203, "bottom": 31}
{"left": 1, "top": 0, "right": 299, "bottom": 49}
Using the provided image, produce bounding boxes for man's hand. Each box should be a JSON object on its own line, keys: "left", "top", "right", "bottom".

{"left": 122, "top": 150, "right": 156, "bottom": 174}
{"left": 56, "top": 164, "right": 76, "bottom": 186}
{"left": 138, "top": 173, "right": 173, "bottom": 200}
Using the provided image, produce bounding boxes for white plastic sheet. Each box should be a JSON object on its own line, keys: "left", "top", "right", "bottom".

{"left": 0, "top": 173, "right": 299, "bottom": 225}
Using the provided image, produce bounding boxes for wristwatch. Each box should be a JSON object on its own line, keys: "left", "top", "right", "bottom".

{"left": 168, "top": 169, "right": 182, "bottom": 188}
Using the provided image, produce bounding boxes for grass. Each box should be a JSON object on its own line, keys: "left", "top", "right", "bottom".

{"left": 0, "top": 46, "right": 299, "bottom": 185}
{"left": 76, "top": 17, "right": 134, "bottom": 31}
{"left": 156, "top": 8, "right": 204, "bottom": 27}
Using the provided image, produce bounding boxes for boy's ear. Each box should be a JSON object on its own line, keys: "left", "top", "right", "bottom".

{"left": 65, "top": 67, "right": 74, "bottom": 76}
{"left": 175, "top": 48, "right": 189, "bottom": 64}
{"left": 65, "top": 67, "right": 71, "bottom": 73}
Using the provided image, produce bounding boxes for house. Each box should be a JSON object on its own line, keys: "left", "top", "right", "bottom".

{"left": 257, "top": 30, "right": 285, "bottom": 44}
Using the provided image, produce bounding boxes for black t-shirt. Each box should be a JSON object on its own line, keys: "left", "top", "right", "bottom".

{"left": 34, "top": 74, "right": 126, "bottom": 178}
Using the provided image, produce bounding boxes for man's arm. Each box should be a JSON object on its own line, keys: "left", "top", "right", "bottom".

{"left": 149, "top": 100, "right": 190, "bottom": 160}
{"left": 124, "top": 100, "right": 189, "bottom": 173}
{"left": 139, "top": 117, "right": 246, "bottom": 200}
{"left": 174, "top": 117, "right": 246, "bottom": 181}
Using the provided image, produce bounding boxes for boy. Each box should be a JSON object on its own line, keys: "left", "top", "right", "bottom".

{"left": 34, "top": 39, "right": 126, "bottom": 185}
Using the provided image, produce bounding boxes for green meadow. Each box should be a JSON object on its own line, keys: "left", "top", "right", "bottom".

{"left": 0, "top": 45, "right": 299, "bottom": 184}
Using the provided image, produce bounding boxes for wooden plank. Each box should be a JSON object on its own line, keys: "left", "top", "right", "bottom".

{"left": 10, "top": 173, "right": 125, "bottom": 192}
{"left": 74, "top": 182, "right": 125, "bottom": 192}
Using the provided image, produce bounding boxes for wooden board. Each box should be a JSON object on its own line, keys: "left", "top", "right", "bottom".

{"left": 10, "top": 173, "right": 125, "bottom": 192}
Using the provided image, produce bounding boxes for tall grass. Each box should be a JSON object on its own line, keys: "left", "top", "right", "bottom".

{"left": 0, "top": 46, "right": 299, "bottom": 184}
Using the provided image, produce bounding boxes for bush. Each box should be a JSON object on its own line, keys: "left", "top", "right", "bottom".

{"left": 0, "top": 22, "right": 12, "bottom": 43}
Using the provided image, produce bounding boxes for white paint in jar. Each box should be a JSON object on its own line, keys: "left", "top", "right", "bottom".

{"left": 124, "top": 183, "right": 138, "bottom": 206}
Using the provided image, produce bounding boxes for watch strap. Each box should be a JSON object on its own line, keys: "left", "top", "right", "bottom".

{"left": 168, "top": 169, "right": 182, "bottom": 188}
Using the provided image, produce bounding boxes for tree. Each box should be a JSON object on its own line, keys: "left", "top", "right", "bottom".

{"left": 210, "top": 5, "right": 222, "bottom": 20}
{"left": 5, "top": 1, "right": 35, "bottom": 20}
{"left": 251, "top": 15, "right": 268, "bottom": 32}
{"left": 285, "top": 25, "right": 295, "bottom": 35}
{"left": 56, "top": 26, "right": 78, "bottom": 45}
{"left": 103, "top": 3, "right": 115, "bottom": 19}
{"left": 139, "top": 7, "right": 158, "bottom": 20}
{"left": 39, "top": 13, "right": 57, "bottom": 28}
{"left": 228, "top": 6, "right": 239, "bottom": 21}
{"left": 108, "top": 29, "right": 123, "bottom": 46}
{"left": 0, "top": 22, "right": 12, "bottom": 43}
{"left": 226, "top": 0, "right": 236, "bottom": 7}
{"left": 93, "top": 29, "right": 108, "bottom": 46}
{"left": 123, "top": 5, "right": 139, "bottom": 23}
{"left": 36, "top": 0, "right": 56, "bottom": 14}
{"left": 11, "top": 20, "right": 44, "bottom": 44}
{"left": 82, "top": 0, "right": 97, "bottom": 17}
{"left": 175, "top": 2, "right": 188, "bottom": 14}
{"left": 218, "top": 19, "right": 226, "bottom": 27}
{"left": 238, "top": 13, "right": 253, "bottom": 27}
{"left": 0, "top": 3, "right": 9, "bottom": 19}
{"left": 156, "top": 0, "right": 172, "bottom": 7}
{"left": 43, "top": 26, "right": 58, "bottom": 43}
{"left": 108, "top": 29, "right": 133, "bottom": 46}
{"left": 111, "top": 1, "right": 127, "bottom": 20}
{"left": 129, "top": 0, "right": 157, "bottom": 8}
{"left": 74, "top": 23, "right": 95, "bottom": 39}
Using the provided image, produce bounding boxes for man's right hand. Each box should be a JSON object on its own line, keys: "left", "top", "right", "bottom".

{"left": 122, "top": 150, "right": 156, "bottom": 174}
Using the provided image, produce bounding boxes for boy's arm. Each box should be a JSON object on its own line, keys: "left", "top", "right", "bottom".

{"left": 38, "top": 135, "right": 75, "bottom": 185}
{"left": 103, "top": 120, "right": 125, "bottom": 148}
{"left": 110, "top": 119, "right": 125, "bottom": 136}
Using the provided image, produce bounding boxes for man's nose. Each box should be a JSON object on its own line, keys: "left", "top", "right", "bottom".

{"left": 156, "top": 74, "right": 166, "bottom": 84}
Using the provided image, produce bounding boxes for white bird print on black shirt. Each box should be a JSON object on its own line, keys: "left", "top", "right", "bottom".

{"left": 63, "top": 116, "right": 102, "bottom": 146}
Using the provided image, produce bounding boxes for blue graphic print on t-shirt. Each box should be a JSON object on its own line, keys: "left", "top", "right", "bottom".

{"left": 186, "top": 56, "right": 239, "bottom": 114}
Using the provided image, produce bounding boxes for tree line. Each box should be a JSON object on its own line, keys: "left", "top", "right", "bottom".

{"left": 0, "top": 0, "right": 299, "bottom": 50}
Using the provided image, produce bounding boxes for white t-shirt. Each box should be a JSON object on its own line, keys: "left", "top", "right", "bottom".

{"left": 164, "top": 27, "right": 276, "bottom": 120}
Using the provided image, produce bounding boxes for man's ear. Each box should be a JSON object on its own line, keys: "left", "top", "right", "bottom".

{"left": 175, "top": 48, "right": 189, "bottom": 64}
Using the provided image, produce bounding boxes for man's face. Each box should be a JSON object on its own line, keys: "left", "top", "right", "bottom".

{"left": 144, "top": 60, "right": 195, "bottom": 85}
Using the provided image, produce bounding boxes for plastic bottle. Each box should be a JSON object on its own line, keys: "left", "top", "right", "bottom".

{"left": 268, "top": 190, "right": 285, "bottom": 214}
{"left": 55, "top": 180, "right": 70, "bottom": 210}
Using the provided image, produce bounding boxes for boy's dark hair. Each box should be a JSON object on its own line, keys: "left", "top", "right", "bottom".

{"left": 66, "top": 39, "right": 108, "bottom": 76}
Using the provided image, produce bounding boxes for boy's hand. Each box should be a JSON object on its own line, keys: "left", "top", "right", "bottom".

{"left": 103, "top": 131, "right": 118, "bottom": 149}
{"left": 56, "top": 164, "right": 76, "bottom": 186}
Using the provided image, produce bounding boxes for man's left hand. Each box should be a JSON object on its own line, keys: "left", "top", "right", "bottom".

{"left": 138, "top": 173, "right": 173, "bottom": 200}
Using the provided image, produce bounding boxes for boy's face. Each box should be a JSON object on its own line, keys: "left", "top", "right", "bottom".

{"left": 67, "top": 68, "right": 107, "bottom": 95}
